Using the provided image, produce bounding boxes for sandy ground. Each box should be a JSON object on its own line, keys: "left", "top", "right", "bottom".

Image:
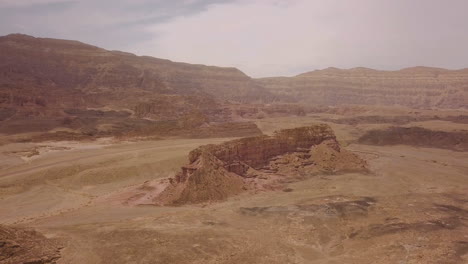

{"left": 1, "top": 114, "right": 468, "bottom": 263}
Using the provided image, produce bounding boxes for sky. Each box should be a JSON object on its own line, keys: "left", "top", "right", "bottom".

{"left": 1, "top": 0, "right": 467, "bottom": 77}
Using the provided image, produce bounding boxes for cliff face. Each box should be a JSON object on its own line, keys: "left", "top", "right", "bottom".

{"left": 187, "top": 124, "right": 336, "bottom": 169}
{"left": 358, "top": 127, "right": 468, "bottom": 151}
{"left": 152, "top": 125, "right": 367, "bottom": 205}
{"left": 0, "top": 34, "right": 271, "bottom": 138}
{"left": 0, "top": 34, "right": 272, "bottom": 109}
{"left": 2, "top": 33, "right": 466, "bottom": 139}
{"left": 257, "top": 67, "right": 468, "bottom": 109}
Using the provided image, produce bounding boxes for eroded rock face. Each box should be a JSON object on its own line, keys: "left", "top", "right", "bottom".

{"left": 0, "top": 34, "right": 272, "bottom": 109}
{"left": 358, "top": 127, "right": 468, "bottom": 151}
{"left": 228, "top": 103, "right": 306, "bottom": 119}
{"left": 152, "top": 125, "right": 367, "bottom": 205}
{"left": 256, "top": 67, "right": 468, "bottom": 109}
{"left": 0, "top": 225, "right": 61, "bottom": 264}
{"left": 188, "top": 124, "right": 336, "bottom": 169}
{"left": 321, "top": 114, "right": 468, "bottom": 125}
{"left": 0, "top": 34, "right": 273, "bottom": 139}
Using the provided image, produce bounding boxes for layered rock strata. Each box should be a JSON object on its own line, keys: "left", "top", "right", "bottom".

{"left": 0, "top": 34, "right": 273, "bottom": 139}
{"left": 256, "top": 67, "right": 468, "bottom": 109}
{"left": 358, "top": 127, "right": 468, "bottom": 151}
{"left": 146, "top": 125, "right": 367, "bottom": 205}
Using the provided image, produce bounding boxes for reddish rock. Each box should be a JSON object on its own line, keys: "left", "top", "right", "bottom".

{"left": 152, "top": 125, "right": 367, "bottom": 206}
{"left": 0, "top": 225, "right": 62, "bottom": 264}
{"left": 0, "top": 34, "right": 273, "bottom": 138}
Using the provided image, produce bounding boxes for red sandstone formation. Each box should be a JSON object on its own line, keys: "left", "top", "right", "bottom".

{"left": 0, "top": 225, "right": 62, "bottom": 264}
{"left": 149, "top": 125, "right": 367, "bottom": 206}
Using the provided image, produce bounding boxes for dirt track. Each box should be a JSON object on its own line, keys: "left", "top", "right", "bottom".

{"left": 0, "top": 140, "right": 232, "bottom": 179}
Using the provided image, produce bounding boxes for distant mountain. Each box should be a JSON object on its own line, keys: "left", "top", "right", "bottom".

{"left": 1, "top": 34, "right": 466, "bottom": 140}
{"left": 0, "top": 34, "right": 274, "bottom": 117}
{"left": 256, "top": 66, "right": 468, "bottom": 109}
{"left": 0, "top": 34, "right": 274, "bottom": 138}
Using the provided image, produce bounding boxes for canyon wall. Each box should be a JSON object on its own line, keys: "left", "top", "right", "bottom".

{"left": 2, "top": 33, "right": 467, "bottom": 139}
{"left": 0, "top": 34, "right": 271, "bottom": 138}
{"left": 257, "top": 67, "right": 468, "bottom": 109}
{"left": 358, "top": 127, "right": 468, "bottom": 151}
{"left": 0, "top": 34, "right": 273, "bottom": 112}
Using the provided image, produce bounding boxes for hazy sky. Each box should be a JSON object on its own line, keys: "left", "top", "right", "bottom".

{"left": 1, "top": 0, "right": 467, "bottom": 77}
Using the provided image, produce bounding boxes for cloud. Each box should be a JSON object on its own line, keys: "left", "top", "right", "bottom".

{"left": 0, "top": 0, "right": 232, "bottom": 49}
{"left": 0, "top": 0, "right": 76, "bottom": 8}
{"left": 1, "top": 0, "right": 467, "bottom": 77}
{"left": 132, "top": 0, "right": 468, "bottom": 77}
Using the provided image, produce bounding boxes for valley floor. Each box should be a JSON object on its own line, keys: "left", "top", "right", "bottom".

{"left": 1, "top": 115, "right": 468, "bottom": 264}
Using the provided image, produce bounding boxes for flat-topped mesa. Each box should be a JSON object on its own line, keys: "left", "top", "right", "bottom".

{"left": 151, "top": 124, "right": 366, "bottom": 206}
{"left": 187, "top": 124, "right": 336, "bottom": 171}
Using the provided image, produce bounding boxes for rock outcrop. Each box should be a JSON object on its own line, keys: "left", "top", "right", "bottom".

{"left": 0, "top": 225, "right": 61, "bottom": 264}
{"left": 150, "top": 125, "right": 367, "bottom": 205}
{"left": 321, "top": 114, "right": 468, "bottom": 125}
{"left": 358, "top": 127, "right": 468, "bottom": 151}
{"left": 228, "top": 103, "right": 306, "bottom": 119}
{"left": 256, "top": 67, "right": 468, "bottom": 109}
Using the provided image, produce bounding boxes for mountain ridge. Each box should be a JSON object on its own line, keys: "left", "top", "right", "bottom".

{"left": 0, "top": 33, "right": 274, "bottom": 139}
{"left": 256, "top": 66, "right": 468, "bottom": 109}
{"left": 7, "top": 34, "right": 466, "bottom": 78}
{"left": 293, "top": 66, "right": 468, "bottom": 77}
{"left": 1, "top": 33, "right": 467, "bottom": 140}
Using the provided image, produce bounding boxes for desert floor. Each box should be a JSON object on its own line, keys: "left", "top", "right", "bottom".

{"left": 1, "top": 114, "right": 468, "bottom": 264}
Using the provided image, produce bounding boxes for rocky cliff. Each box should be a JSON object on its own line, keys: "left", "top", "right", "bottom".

{"left": 3, "top": 33, "right": 466, "bottom": 140}
{"left": 0, "top": 34, "right": 272, "bottom": 109}
{"left": 186, "top": 124, "right": 336, "bottom": 169}
{"left": 0, "top": 225, "right": 62, "bottom": 264}
{"left": 257, "top": 67, "right": 468, "bottom": 109}
{"left": 150, "top": 125, "right": 367, "bottom": 205}
{"left": 0, "top": 34, "right": 272, "bottom": 139}
{"left": 358, "top": 127, "right": 468, "bottom": 151}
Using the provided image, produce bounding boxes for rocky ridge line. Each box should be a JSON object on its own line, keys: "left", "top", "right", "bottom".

{"left": 256, "top": 66, "right": 468, "bottom": 109}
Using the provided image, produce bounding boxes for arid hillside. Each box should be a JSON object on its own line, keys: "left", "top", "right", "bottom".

{"left": 0, "top": 34, "right": 272, "bottom": 110}
{"left": 2, "top": 34, "right": 468, "bottom": 142}
{"left": 257, "top": 67, "right": 468, "bottom": 109}
{"left": 0, "top": 34, "right": 275, "bottom": 139}
{"left": 358, "top": 126, "right": 468, "bottom": 151}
